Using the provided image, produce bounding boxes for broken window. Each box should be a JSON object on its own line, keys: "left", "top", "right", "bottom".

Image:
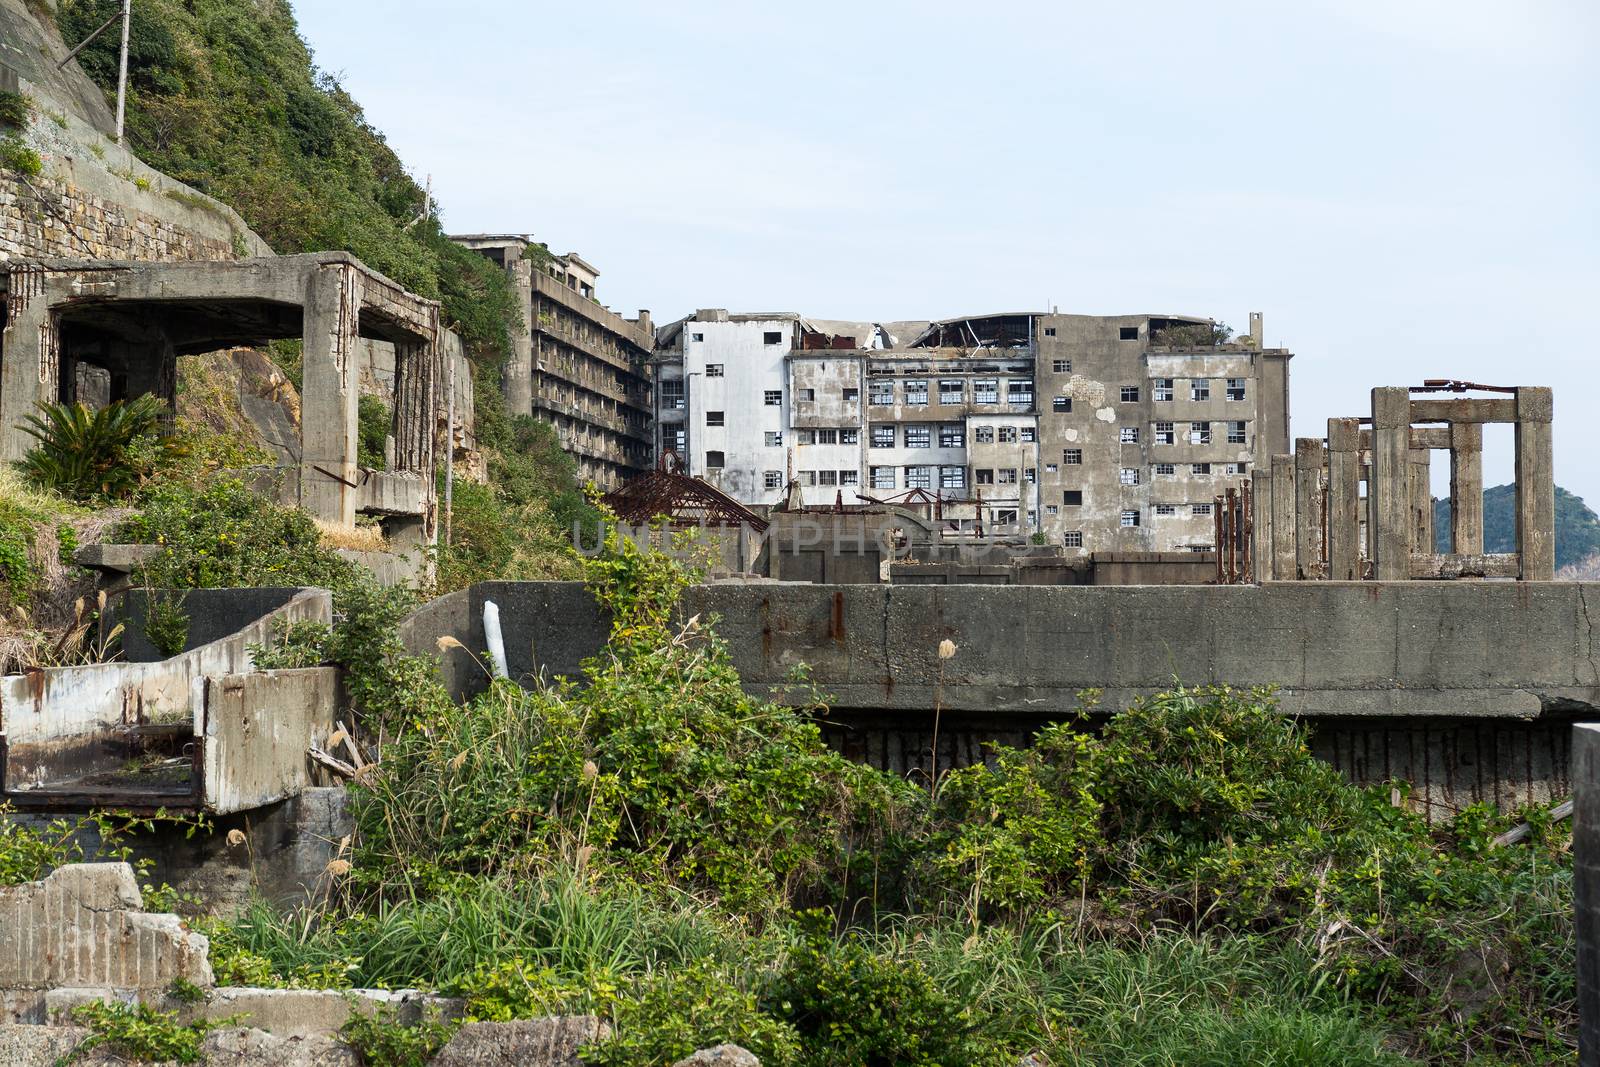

{"left": 999, "top": 426, "right": 1018, "bottom": 443}
{"left": 1227, "top": 378, "right": 1246, "bottom": 401}
{"left": 1190, "top": 379, "right": 1211, "bottom": 401}
{"left": 1121, "top": 510, "right": 1140, "bottom": 527}
{"left": 1053, "top": 359, "right": 1072, "bottom": 373}
{"left": 1192, "top": 463, "right": 1211, "bottom": 475}
{"left": 764, "top": 331, "right": 783, "bottom": 345}
{"left": 1154, "top": 463, "right": 1175, "bottom": 475}
{"left": 1192, "top": 503, "right": 1213, "bottom": 516}
{"left": 871, "top": 425, "right": 895, "bottom": 448}
{"left": 1188, "top": 544, "right": 1212, "bottom": 554}
{"left": 996, "top": 509, "right": 1019, "bottom": 525}
{"left": 904, "top": 424, "right": 931, "bottom": 448}
{"left": 765, "top": 431, "right": 783, "bottom": 447}
{"left": 1053, "top": 396, "right": 1072, "bottom": 413}
{"left": 1064, "top": 490, "right": 1084, "bottom": 506}
{"left": 764, "top": 470, "right": 783, "bottom": 489}
{"left": 841, "top": 428, "right": 859, "bottom": 445}
{"left": 1063, "top": 449, "right": 1082, "bottom": 465}
{"left": 706, "top": 364, "right": 724, "bottom": 377}
{"left": 871, "top": 466, "right": 896, "bottom": 489}
{"left": 707, "top": 411, "right": 726, "bottom": 426}
{"left": 942, "top": 466, "right": 966, "bottom": 489}
{"left": 660, "top": 380, "right": 685, "bottom": 410}
{"left": 764, "top": 390, "right": 782, "bottom": 406}
{"left": 1224, "top": 461, "right": 1246, "bottom": 475}
{"left": 974, "top": 379, "right": 999, "bottom": 404}
{"left": 843, "top": 388, "right": 860, "bottom": 402}
{"left": 815, "top": 428, "right": 838, "bottom": 444}
{"left": 840, "top": 470, "right": 859, "bottom": 487}
{"left": 1227, "top": 420, "right": 1246, "bottom": 444}
{"left": 1046, "top": 504, "right": 1059, "bottom": 516}
{"left": 1189, "top": 422, "right": 1211, "bottom": 445}
{"left": 905, "top": 466, "right": 932, "bottom": 489}
{"left": 939, "top": 424, "right": 964, "bottom": 448}
{"left": 939, "top": 380, "right": 965, "bottom": 404}
{"left": 870, "top": 381, "right": 895, "bottom": 405}
{"left": 1008, "top": 379, "right": 1034, "bottom": 408}
{"left": 707, "top": 451, "right": 725, "bottom": 468}
{"left": 1154, "top": 421, "right": 1174, "bottom": 445}
{"left": 905, "top": 379, "right": 929, "bottom": 405}
{"left": 977, "top": 469, "right": 995, "bottom": 485}
{"left": 818, "top": 470, "right": 838, "bottom": 486}
{"left": 1120, "top": 386, "right": 1140, "bottom": 403}
{"left": 1021, "top": 427, "right": 1036, "bottom": 442}
{"left": 800, "top": 471, "right": 817, "bottom": 486}
{"left": 1119, "top": 467, "right": 1140, "bottom": 486}
{"left": 1155, "top": 503, "right": 1177, "bottom": 516}
{"left": 1063, "top": 531, "right": 1083, "bottom": 547}
{"left": 1153, "top": 378, "right": 1174, "bottom": 402}
{"left": 1046, "top": 463, "right": 1058, "bottom": 474}
{"left": 800, "top": 388, "right": 816, "bottom": 401}
{"left": 974, "top": 426, "right": 995, "bottom": 444}
{"left": 1024, "top": 467, "right": 1037, "bottom": 484}
{"left": 1120, "top": 427, "right": 1139, "bottom": 443}
{"left": 1044, "top": 327, "right": 1057, "bottom": 337}
{"left": 1119, "top": 326, "right": 1139, "bottom": 341}
{"left": 998, "top": 468, "right": 1018, "bottom": 484}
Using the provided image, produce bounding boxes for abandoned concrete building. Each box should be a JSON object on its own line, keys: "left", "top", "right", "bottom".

{"left": 652, "top": 310, "right": 1292, "bottom": 552}
{"left": 453, "top": 235, "right": 654, "bottom": 489}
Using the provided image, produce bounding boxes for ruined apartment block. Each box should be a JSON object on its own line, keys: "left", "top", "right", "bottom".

{"left": 653, "top": 310, "right": 1292, "bottom": 552}
{"left": 453, "top": 236, "right": 654, "bottom": 489}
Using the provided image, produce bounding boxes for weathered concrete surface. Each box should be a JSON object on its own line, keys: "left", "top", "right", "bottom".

{"left": 430, "top": 1015, "right": 609, "bottom": 1067}
{"left": 0, "top": 1024, "right": 357, "bottom": 1066}
{"left": 44, "top": 985, "right": 460, "bottom": 1038}
{"left": 1576, "top": 723, "right": 1600, "bottom": 1067}
{"left": 674, "top": 1045, "right": 761, "bottom": 1067}
{"left": 0, "top": 864, "right": 211, "bottom": 1023}
{"left": 414, "top": 581, "right": 1600, "bottom": 720}
{"left": 114, "top": 587, "right": 326, "bottom": 662}
{"left": 1, "top": 588, "right": 335, "bottom": 813}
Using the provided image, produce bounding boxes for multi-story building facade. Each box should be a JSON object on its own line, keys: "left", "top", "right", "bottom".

{"left": 653, "top": 309, "right": 1291, "bottom": 553}
{"left": 453, "top": 235, "right": 654, "bottom": 489}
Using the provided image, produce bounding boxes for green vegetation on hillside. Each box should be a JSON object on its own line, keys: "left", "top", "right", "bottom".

{"left": 54, "top": 0, "right": 520, "bottom": 365}
{"left": 1433, "top": 484, "right": 1600, "bottom": 569}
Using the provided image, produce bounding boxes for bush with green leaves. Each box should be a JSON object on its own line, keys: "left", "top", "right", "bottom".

{"left": 17, "top": 396, "right": 185, "bottom": 501}
{"left": 66, "top": 1000, "right": 217, "bottom": 1064}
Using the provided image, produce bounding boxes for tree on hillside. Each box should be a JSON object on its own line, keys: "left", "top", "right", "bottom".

{"left": 1433, "top": 484, "right": 1600, "bottom": 570}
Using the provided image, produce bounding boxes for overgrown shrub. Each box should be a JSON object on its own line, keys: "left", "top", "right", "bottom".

{"left": 18, "top": 396, "right": 184, "bottom": 501}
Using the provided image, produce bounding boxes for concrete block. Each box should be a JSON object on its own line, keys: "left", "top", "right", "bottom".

{"left": 430, "top": 1016, "right": 610, "bottom": 1067}
{"left": 0, "top": 1024, "right": 89, "bottom": 1066}
{"left": 0, "top": 864, "right": 211, "bottom": 1004}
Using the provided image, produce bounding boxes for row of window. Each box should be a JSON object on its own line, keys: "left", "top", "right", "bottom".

{"left": 868, "top": 379, "right": 1035, "bottom": 407}
{"left": 670, "top": 376, "right": 1249, "bottom": 414}
{"left": 760, "top": 429, "right": 862, "bottom": 447}
{"left": 769, "top": 470, "right": 861, "bottom": 488}
{"left": 867, "top": 423, "right": 1040, "bottom": 449}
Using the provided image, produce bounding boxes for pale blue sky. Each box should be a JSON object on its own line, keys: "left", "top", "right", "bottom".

{"left": 295, "top": 1, "right": 1598, "bottom": 507}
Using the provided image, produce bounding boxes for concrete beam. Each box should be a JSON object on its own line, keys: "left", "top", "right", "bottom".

{"left": 1409, "top": 397, "right": 1517, "bottom": 424}
{"left": 299, "top": 263, "right": 363, "bottom": 526}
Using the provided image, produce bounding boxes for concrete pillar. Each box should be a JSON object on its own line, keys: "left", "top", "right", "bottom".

{"left": 1514, "top": 386, "right": 1555, "bottom": 580}
{"left": 300, "top": 263, "right": 363, "bottom": 526}
{"left": 1370, "top": 387, "right": 1412, "bottom": 581}
{"left": 1326, "top": 418, "right": 1362, "bottom": 581}
{"left": 391, "top": 338, "right": 435, "bottom": 473}
{"left": 1409, "top": 447, "right": 1434, "bottom": 554}
{"left": 1251, "top": 469, "right": 1274, "bottom": 581}
{"left": 0, "top": 266, "right": 59, "bottom": 463}
{"left": 1449, "top": 421, "right": 1484, "bottom": 554}
{"left": 1294, "top": 438, "right": 1326, "bottom": 580}
{"left": 1576, "top": 723, "right": 1600, "bottom": 1067}
{"left": 120, "top": 334, "right": 178, "bottom": 433}
{"left": 505, "top": 259, "right": 534, "bottom": 417}
{"left": 1270, "top": 453, "right": 1295, "bottom": 581}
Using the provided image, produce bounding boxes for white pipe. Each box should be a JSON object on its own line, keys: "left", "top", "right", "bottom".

{"left": 482, "top": 600, "right": 508, "bottom": 680}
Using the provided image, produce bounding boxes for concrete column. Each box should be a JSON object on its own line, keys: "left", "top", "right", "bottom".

{"left": 1294, "top": 437, "right": 1326, "bottom": 580}
{"left": 1326, "top": 418, "right": 1362, "bottom": 580}
{"left": 1514, "top": 386, "right": 1555, "bottom": 580}
{"left": 300, "top": 264, "right": 363, "bottom": 526}
{"left": 0, "top": 267, "right": 59, "bottom": 463}
{"left": 1576, "top": 723, "right": 1600, "bottom": 1066}
{"left": 119, "top": 334, "right": 178, "bottom": 433}
{"left": 1370, "top": 387, "right": 1412, "bottom": 581}
{"left": 1251, "top": 470, "right": 1274, "bottom": 581}
{"left": 505, "top": 259, "right": 534, "bottom": 417}
{"left": 1409, "top": 448, "right": 1434, "bottom": 554}
{"left": 1270, "top": 453, "right": 1295, "bottom": 581}
{"left": 1449, "top": 421, "right": 1484, "bottom": 554}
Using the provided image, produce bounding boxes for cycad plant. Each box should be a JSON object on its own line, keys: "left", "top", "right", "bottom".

{"left": 17, "top": 396, "right": 183, "bottom": 501}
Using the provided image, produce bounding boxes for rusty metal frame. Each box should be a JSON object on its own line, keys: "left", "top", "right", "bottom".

{"left": 601, "top": 469, "right": 769, "bottom": 532}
